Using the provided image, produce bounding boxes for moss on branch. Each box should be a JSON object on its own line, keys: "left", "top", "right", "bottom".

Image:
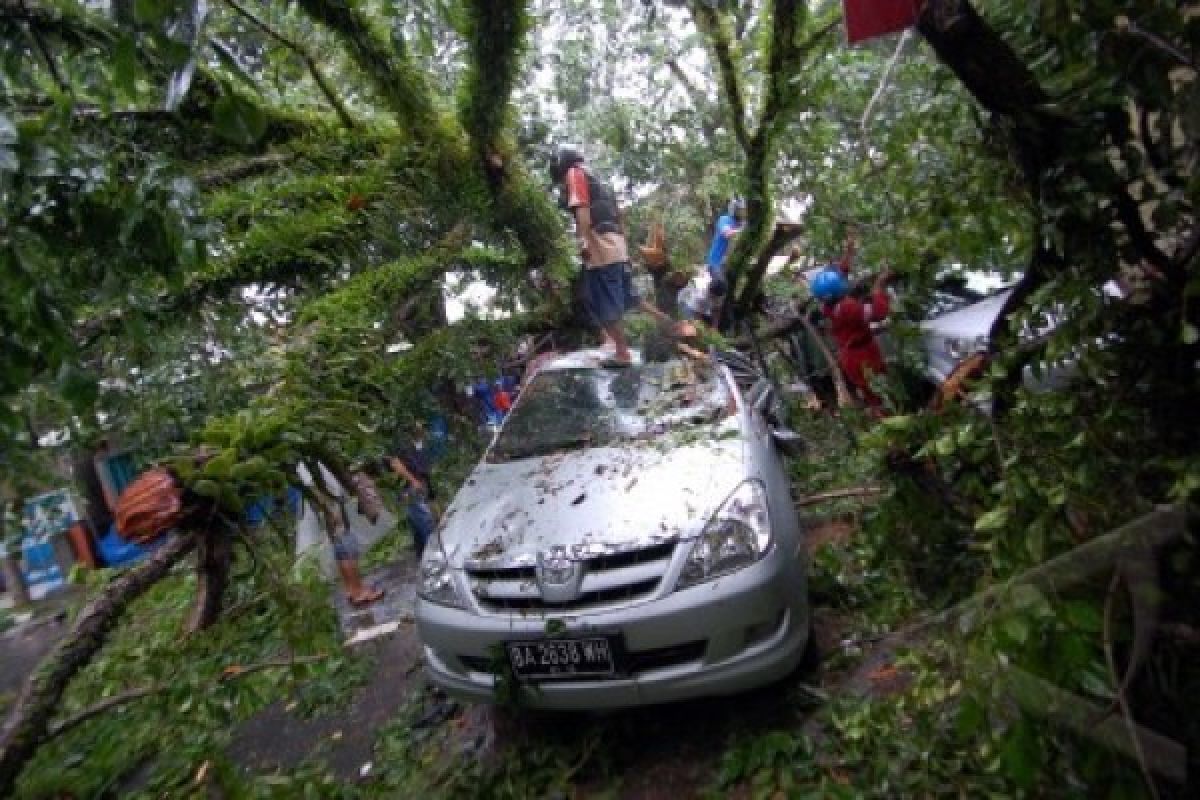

{"left": 293, "top": 0, "right": 451, "bottom": 146}
{"left": 458, "top": 1, "right": 572, "bottom": 277}
{"left": 690, "top": 1, "right": 751, "bottom": 153}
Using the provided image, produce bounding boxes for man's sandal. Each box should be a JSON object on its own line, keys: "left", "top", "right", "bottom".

{"left": 348, "top": 586, "right": 385, "bottom": 607}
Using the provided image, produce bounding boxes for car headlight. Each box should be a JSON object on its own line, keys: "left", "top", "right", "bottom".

{"left": 677, "top": 480, "right": 772, "bottom": 589}
{"left": 418, "top": 534, "right": 465, "bottom": 609}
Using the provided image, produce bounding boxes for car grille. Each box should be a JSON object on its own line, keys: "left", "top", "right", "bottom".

{"left": 466, "top": 541, "right": 677, "bottom": 613}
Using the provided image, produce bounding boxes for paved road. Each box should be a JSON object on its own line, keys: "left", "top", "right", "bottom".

{"left": 229, "top": 560, "right": 422, "bottom": 781}
{"left": 0, "top": 590, "right": 79, "bottom": 709}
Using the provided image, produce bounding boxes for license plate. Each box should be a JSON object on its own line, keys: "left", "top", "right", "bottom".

{"left": 506, "top": 637, "right": 616, "bottom": 679}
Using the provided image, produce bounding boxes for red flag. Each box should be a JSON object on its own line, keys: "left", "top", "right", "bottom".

{"left": 844, "top": 0, "right": 921, "bottom": 44}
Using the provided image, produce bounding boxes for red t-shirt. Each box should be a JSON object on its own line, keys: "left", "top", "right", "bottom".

{"left": 564, "top": 166, "right": 627, "bottom": 268}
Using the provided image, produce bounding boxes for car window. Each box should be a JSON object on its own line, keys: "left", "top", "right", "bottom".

{"left": 488, "top": 360, "right": 731, "bottom": 462}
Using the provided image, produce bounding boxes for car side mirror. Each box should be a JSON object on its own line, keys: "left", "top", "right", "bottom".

{"left": 771, "top": 427, "right": 806, "bottom": 458}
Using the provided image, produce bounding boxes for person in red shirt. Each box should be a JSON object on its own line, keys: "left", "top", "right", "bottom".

{"left": 809, "top": 235, "right": 894, "bottom": 412}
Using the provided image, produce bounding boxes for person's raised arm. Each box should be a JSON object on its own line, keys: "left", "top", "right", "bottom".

{"left": 838, "top": 231, "right": 856, "bottom": 277}
{"left": 387, "top": 457, "right": 425, "bottom": 492}
{"left": 866, "top": 267, "right": 893, "bottom": 322}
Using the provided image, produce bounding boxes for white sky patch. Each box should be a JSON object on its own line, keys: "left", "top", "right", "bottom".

{"left": 443, "top": 272, "right": 513, "bottom": 324}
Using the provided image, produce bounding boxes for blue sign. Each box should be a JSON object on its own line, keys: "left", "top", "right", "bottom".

{"left": 20, "top": 489, "right": 78, "bottom": 597}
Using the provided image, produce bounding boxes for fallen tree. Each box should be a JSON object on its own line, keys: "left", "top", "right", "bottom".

{"left": 0, "top": 532, "right": 197, "bottom": 794}
{"left": 802, "top": 505, "right": 1192, "bottom": 787}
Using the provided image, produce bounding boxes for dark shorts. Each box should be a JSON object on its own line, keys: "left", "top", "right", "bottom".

{"left": 330, "top": 528, "right": 360, "bottom": 560}
{"left": 583, "top": 262, "right": 639, "bottom": 325}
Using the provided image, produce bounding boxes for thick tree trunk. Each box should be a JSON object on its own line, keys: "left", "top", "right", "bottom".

{"left": 1, "top": 502, "right": 31, "bottom": 608}
{"left": 1, "top": 554, "right": 30, "bottom": 608}
{"left": 185, "top": 531, "right": 233, "bottom": 633}
{"left": 0, "top": 532, "right": 196, "bottom": 796}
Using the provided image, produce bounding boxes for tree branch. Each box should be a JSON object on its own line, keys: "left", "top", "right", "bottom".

{"left": 222, "top": 0, "right": 357, "bottom": 130}
{"left": 799, "top": 312, "right": 853, "bottom": 408}
{"left": 0, "top": 532, "right": 198, "bottom": 796}
{"left": 664, "top": 57, "right": 718, "bottom": 142}
{"left": 294, "top": 0, "right": 440, "bottom": 141}
{"left": 1119, "top": 18, "right": 1196, "bottom": 71}
{"left": 797, "top": 486, "right": 885, "bottom": 507}
{"left": 0, "top": 0, "right": 113, "bottom": 48}
{"left": 16, "top": 0, "right": 69, "bottom": 93}
{"left": 45, "top": 654, "right": 329, "bottom": 741}
{"left": 689, "top": 1, "right": 750, "bottom": 153}
{"left": 194, "top": 152, "right": 294, "bottom": 188}
{"left": 725, "top": 3, "right": 840, "bottom": 317}
{"left": 457, "top": 1, "right": 571, "bottom": 274}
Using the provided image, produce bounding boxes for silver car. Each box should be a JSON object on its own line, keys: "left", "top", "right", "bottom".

{"left": 415, "top": 349, "right": 811, "bottom": 710}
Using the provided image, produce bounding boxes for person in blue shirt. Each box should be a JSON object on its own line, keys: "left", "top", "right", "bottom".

{"left": 385, "top": 423, "right": 438, "bottom": 559}
{"left": 706, "top": 198, "right": 747, "bottom": 279}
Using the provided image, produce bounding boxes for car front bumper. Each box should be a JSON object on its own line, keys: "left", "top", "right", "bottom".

{"left": 415, "top": 546, "right": 809, "bottom": 710}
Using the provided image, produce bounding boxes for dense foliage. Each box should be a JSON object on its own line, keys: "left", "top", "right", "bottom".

{"left": 1, "top": 0, "right": 1196, "bottom": 796}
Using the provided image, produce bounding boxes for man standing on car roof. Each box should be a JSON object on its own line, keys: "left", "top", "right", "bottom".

{"left": 809, "top": 231, "right": 894, "bottom": 413}
{"left": 551, "top": 147, "right": 682, "bottom": 367}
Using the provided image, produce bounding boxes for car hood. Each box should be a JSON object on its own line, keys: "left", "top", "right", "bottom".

{"left": 438, "top": 434, "right": 745, "bottom": 570}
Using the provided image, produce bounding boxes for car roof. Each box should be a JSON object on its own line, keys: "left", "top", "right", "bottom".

{"left": 921, "top": 288, "right": 1013, "bottom": 337}
{"left": 537, "top": 348, "right": 645, "bottom": 372}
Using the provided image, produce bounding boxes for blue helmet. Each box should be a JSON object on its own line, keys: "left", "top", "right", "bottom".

{"left": 810, "top": 268, "right": 849, "bottom": 302}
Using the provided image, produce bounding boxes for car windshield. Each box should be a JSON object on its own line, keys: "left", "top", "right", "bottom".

{"left": 488, "top": 359, "right": 731, "bottom": 462}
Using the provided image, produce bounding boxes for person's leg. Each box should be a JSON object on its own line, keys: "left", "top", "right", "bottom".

{"left": 337, "top": 558, "right": 364, "bottom": 596}
{"left": 842, "top": 349, "right": 886, "bottom": 413}
{"left": 585, "top": 265, "right": 633, "bottom": 364}
{"left": 332, "top": 530, "right": 383, "bottom": 605}
{"left": 603, "top": 322, "right": 632, "bottom": 363}
{"left": 406, "top": 497, "right": 436, "bottom": 558}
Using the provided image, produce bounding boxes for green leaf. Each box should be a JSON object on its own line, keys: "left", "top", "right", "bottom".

{"left": 880, "top": 414, "right": 914, "bottom": 433}
{"left": 1182, "top": 323, "right": 1198, "bottom": 345}
{"left": 999, "top": 718, "right": 1039, "bottom": 789}
{"left": 113, "top": 34, "right": 139, "bottom": 96}
{"left": 974, "top": 507, "right": 1009, "bottom": 532}
{"left": 1061, "top": 600, "right": 1102, "bottom": 633}
{"left": 955, "top": 695, "right": 986, "bottom": 737}
{"left": 212, "top": 93, "right": 267, "bottom": 147}
{"left": 934, "top": 434, "right": 956, "bottom": 457}
{"left": 191, "top": 479, "right": 220, "bottom": 498}
{"left": 1001, "top": 616, "right": 1031, "bottom": 646}
{"left": 203, "top": 450, "right": 238, "bottom": 480}
{"left": 134, "top": 0, "right": 177, "bottom": 25}
{"left": 219, "top": 486, "right": 244, "bottom": 513}
{"left": 58, "top": 364, "right": 98, "bottom": 413}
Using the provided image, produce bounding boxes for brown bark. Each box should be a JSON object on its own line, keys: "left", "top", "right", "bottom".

{"left": 0, "top": 532, "right": 196, "bottom": 796}
{"left": 798, "top": 313, "right": 853, "bottom": 408}
{"left": 796, "top": 487, "right": 885, "bottom": 507}
{"left": 1004, "top": 668, "right": 1186, "bottom": 784}
{"left": 1, "top": 554, "right": 30, "bottom": 608}
{"left": 185, "top": 531, "right": 233, "bottom": 633}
